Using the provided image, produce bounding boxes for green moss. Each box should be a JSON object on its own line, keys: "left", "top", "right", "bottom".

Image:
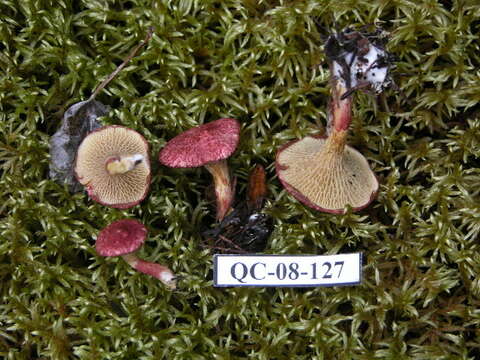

{"left": 1, "top": 0, "right": 480, "bottom": 358}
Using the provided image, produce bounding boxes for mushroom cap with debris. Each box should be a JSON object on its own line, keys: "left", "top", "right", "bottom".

{"left": 74, "top": 125, "right": 151, "bottom": 208}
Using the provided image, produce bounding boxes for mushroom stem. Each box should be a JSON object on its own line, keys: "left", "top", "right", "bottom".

{"left": 121, "top": 253, "right": 176, "bottom": 289}
{"left": 204, "top": 160, "right": 234, "bottom": 221}
{"left": 106, "top": 154, "right": 144, "bottom": 175}
{"left": 323, "top": 128, "right": 348, "bottom": 155}
{"left": 329, "top": 81, "right": 353, "bottom": 133}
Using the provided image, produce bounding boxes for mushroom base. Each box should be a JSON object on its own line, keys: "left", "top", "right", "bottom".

{"left": 122, "top": 253, "right": 176, "bottom": 289}
{"left": 276, "top": 133, "right": 378, "bottom": 213}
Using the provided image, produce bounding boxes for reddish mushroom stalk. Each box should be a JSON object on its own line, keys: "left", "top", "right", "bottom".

{"left": 322, "top": 82, "right": 353, "bottom": 154}
{"left": 204, "top": 160, "right": 234, "bottom": 221}
{"left": 122, "top": 253, "right": 176, "bottom": 289}
{"left": 276, "top": 104, "right": 376, "bottom": 213}
{"left": 329, "top": 82, "right": 353, "bottom": 134}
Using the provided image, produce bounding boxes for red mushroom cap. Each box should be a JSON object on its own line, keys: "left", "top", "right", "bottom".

{"left": 158, "top": 118, "right": 240, "bottom": 168}
{"left": 96, "top": 219, "right": 147, "bottom": 257}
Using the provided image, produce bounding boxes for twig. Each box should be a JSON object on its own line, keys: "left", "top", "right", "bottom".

{"left": 89, "top": 27, "right": 154, "bottom": 101}
{"left": 217, "top": 235, "right": 246, "bottom": 252}
{"left": 200, "top": 243, "right": 247, "bottom": 254}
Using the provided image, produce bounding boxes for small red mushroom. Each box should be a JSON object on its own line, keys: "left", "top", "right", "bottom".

{"left": 74, "top": 126, "right": 151, "bottom": 209}
{"left": 159, "top": 118, "right": 240, "bottom": 221}
{"left": 96, "top": 219, "right": 176, "bottom": 289}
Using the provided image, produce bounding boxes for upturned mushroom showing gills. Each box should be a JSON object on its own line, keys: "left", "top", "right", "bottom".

{"left": 96, "top": 219, "right": 176, "bottom": 289}
{"left": 276, "top": 27, "right": 393, "bottom": 214}
{"left": 159, "top": 118, "right": 240, "bottom": 221}
{"left": 74, "top": 125, "right": 151, "bottom": 209}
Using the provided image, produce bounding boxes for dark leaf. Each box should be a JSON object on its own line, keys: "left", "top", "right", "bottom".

{"left": 49, "top": 99, "right": 108, "bottom": 192}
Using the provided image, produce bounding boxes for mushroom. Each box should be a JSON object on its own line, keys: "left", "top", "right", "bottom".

{"left": 74, "top": 125, "right": 151, "bottom": 209}
{"left": 276, "top": 83, "right": 378, "bottom": 213}
{"left": 96, "top": 219, "right": 176, "bottom": 289}
{"left": 276, "top": 27, "right": 393, "bottom": 214}
{"left": 158, "top": 118, "right": 240, "bottom": 221}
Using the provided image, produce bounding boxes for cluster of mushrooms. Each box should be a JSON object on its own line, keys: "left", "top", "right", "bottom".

{"left": 74, "top": 119, "right": 241, "bottom": 289}
{"left": 73, "top": 27, "right": 393, "bottom": 289}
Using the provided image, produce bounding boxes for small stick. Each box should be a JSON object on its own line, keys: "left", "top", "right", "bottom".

{"left": 89, "top": 27, "right": 154, "bottom": 101}
{"left": 340, "top": 82, "right": 370, "bottom": 100}
{"left": 218, "top": 235, "right": 246, "bottom": 252}
{"left": 201, "top": 243, "right": 247, "bottom": 254}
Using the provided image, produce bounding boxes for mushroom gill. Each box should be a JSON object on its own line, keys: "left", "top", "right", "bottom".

{"left": 75, "top": 126, "right": 151, "bottom": 208}
{"left": 276, "top": 131, "right": 378, "bottom": 213}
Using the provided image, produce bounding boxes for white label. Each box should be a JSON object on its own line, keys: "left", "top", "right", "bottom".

{"left": 214, "top": 253, "right": 362, "bottom": 287}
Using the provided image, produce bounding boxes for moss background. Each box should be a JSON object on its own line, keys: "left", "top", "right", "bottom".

{"left": 1, "top": 0, "right": 480, "bottom": 359}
